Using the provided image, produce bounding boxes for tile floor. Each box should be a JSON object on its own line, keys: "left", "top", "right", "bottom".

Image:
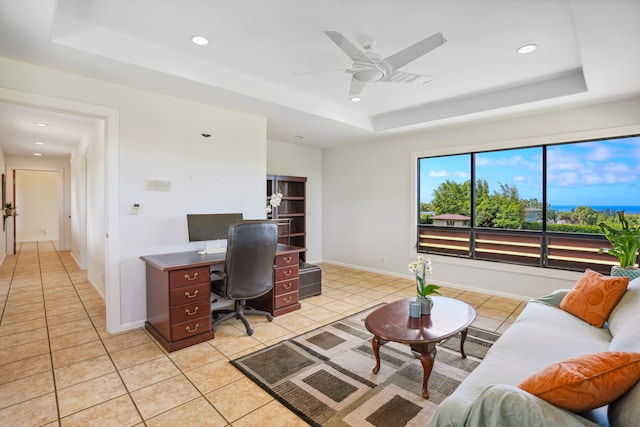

{"left": 0, "top": 241, "right": 526, "bottom": 426}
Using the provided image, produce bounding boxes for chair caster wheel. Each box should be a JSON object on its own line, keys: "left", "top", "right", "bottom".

{"left": 247, "top": 328, "right": 254, "bottom": 336}
{"left": 267, "top": 315, "right": 274, "bottom": 322}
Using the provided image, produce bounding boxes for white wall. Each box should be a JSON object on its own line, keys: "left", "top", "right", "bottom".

{"left": 322, "top": 97, "right": 640, "bottom": 300}
{"left": 15, "top": 170, "right": 59, "bottom": 242}
{"left": 267, "top": 140, "right": 322, "bottom": 263}
{"left": 0, "top": 148, "right": 6, "bottom": 262}
{"left": 0, "top": 57, "right": 267, "bottom": 332}
{"left": 84, "top": 121, "right": 105, "bottom": 295}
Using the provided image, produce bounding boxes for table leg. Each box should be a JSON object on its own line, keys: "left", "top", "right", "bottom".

{"left": 371, "top": 335, "right": 388, "bottom": 374}
{"left": 460, "top": 327, "right": 469, "bottom": 358}
{"left": 411, "top": 343, "right": 437, "bottom": 399}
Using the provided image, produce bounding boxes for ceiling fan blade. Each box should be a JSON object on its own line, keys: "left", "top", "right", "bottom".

{"left": 324, "top": 30, "right": 372, "bottom": 63}
{"left": 293, "top": 68, "right": 348, "bottom": 76}
{"left": 384, "top": 32, "right": 446, "bottom": 71}
{"left": 349, "top": 77, "right": 366, "bottom": 97}
{"left": 383, "top": 71, "right": 434, "bottom": 85}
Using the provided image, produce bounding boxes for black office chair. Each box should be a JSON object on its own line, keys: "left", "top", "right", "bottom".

{"left": 210, "top": 220, "right": 278, "bottom": 335}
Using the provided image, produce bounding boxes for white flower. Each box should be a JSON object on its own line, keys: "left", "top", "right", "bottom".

{"left": 266, "top": 190, "right": 283, "bottom": 213}
{"left": 269, "top": 191, "right": 283, "bottom": 208}
{"left": 409, "top": 255, "right": 438, "bottom": 298}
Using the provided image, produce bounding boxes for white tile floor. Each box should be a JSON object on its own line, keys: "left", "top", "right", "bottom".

{"left": 0, "top": 241, "right": 525, "bottom": 426}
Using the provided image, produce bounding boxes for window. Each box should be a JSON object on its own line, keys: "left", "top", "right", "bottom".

{"left": 475, "top": 147, "right": 542, "bottom": 230}
{"left": 417, "top": 134, "right": 640, "bottom": 273}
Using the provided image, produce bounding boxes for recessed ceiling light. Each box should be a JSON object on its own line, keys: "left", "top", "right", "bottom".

{"left": 191, "top": 35, "right": 209, "bottom": 46}
{"left": 34, "top": 153, "right": 43, "bottom": 156}
{"left": 294, "top": 135, "right": 303, "bottom": 140}
{"left": 35, "top": 141, "right": 44, "bottom": 145}
{"left": 518, "top": 44, "right": 538, "bottom": 54}
{"left": 35, "top": 122, "right": 48, "bottom": 127}
{"left": 349, "top": 96, "right": 362, "bottom": 103}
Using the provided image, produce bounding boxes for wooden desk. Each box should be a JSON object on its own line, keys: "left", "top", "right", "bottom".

{"left": 141, "top": 244, "right": 304, "bottom": 352}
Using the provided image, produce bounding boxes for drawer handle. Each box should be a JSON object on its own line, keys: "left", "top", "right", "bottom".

{"left": 283, "top": 283, "right": 292, "bottom": 290}
{"left": 283, "top": 256, "right": 292, "bottom": 263}
{"left": 283, "top": 296, "right": 292, "bottom": 303}
{"left": 185, "top": 307, "right": 199, "bottom": 316}
{"left": 184, "top": 290, "right": 199, "bottom": 299}
{"left": 184, "top": 272, "right": 200, "bottom": 281}
{"left": 185, "top": 324, "right": 201, "bottom": 333}
{"left": 283, "top": 269, "right": 292, "bottom": 277}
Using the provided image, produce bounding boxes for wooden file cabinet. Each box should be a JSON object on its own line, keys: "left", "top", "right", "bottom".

{"left": 144, "top": 264, "right": 214, "bottom": 352}
{"left": 253, "top": 250, "right": 302, "bottom": 316}
{"left": 141, "top": 244, "right": 304, "bottom": 352}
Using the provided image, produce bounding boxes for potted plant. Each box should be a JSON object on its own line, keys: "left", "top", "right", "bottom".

{"left": 409, "top": 255, "right": 441, "bottom": 314}
{"left": 598, "top": 211, "right": 640, "bottom": 279}
{"left": 4, "top": 202, "right": 14, "bottom": 217}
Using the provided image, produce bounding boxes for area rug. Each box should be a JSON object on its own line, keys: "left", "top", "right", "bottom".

{"left": 231, "top": 305, "right": 501, "bottom": 426}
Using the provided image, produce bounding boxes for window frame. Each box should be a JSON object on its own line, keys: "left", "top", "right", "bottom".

{"left": 415, "top": 133, "right": 640, "bottom": 274}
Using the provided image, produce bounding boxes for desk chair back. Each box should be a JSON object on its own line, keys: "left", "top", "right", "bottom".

{"left": 224, "top": 220, "right": 278, "bottom": 299}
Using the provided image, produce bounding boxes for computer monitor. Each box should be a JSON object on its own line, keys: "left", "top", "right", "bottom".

{"left": 186, "top": 213, "right": 243, "bottom": 242}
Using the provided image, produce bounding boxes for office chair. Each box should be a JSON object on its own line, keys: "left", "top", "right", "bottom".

{"left": 210, "top": 220, "right": 278, "bottom": 335}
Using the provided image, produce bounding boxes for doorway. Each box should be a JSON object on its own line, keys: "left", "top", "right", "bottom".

{"left": 0, "top": 88, "right": 121, "bottom": 333}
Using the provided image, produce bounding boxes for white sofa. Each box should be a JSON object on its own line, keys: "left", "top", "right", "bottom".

{"left": 430, "top": 277, "right": 640, "bottom": 427}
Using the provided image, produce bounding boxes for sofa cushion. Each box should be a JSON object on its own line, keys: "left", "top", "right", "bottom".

{"left": 608, "top": 276, "right": 640, "bottom": 336}
{"left": 610, "top": 315, "right": 640, "bottom": 353}
{"left": 560, "top": 269, "right": 628, "bottom": 327}
{"left": 518, "top": 351, "right": 640, "bottom": 412}
{"left": 608, "top": 315, "right": 640, "bottom": 427}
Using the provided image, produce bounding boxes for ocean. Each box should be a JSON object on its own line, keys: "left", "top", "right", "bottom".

{"left": 551, "top": 205, "right": 640, "bottom": 214}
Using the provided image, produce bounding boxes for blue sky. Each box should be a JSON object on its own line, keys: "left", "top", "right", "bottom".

{"left": 419, "top": 135, "right": 640, "bottom": 206}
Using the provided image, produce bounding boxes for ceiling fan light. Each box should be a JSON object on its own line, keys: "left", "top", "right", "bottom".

{"left": 191, "top": 35, "right": 209, "bottom": 46}
{"left": 354, "top": 69, "right": 384, "bottom": 83}
{"left": 349, "top": 96, "right": 362, "bottom": 103}
{"left": 518, "top": 44, "right": 537, "bottom": 54}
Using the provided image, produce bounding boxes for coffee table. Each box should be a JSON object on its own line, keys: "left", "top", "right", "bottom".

{"left": 365, "top": 296, "right": 476, "bottom": 398}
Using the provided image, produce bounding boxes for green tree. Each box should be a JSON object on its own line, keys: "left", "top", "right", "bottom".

{"left": 431, "top": 180, "right": 471, "bottom": 216}
{"left": 575, "top": 205, "right": 598, "bottom": 226}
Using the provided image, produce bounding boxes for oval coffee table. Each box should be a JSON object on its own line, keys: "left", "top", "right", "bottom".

{"left": 365, "top": 296, "right": 476, "bottom": 399}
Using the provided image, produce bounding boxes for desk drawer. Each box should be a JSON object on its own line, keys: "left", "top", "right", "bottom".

{"left": 170, "top": 282, "right": 210, "bottom": 306}
{"left": 274, "top": 292, "right": 299, "bottom": 309}
{"left": 274, "top": 264, "right": 298, "bottom": 282}
{"left": 171, "top": 300, "right": 210, "bottom": 325}
{"left": 275, "top": 252, "right": 298, "bottom": 268}
{"left": 274, "top": 278, "right": 299, "bottom": 296}
{"left": 170, "top": 267, "right": 209, "bottom": 288}
{"left": 171, "top": 316, "right": 210, "bottom": 341}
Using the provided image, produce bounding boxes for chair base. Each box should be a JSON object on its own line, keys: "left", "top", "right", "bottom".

{"left": 212, "top": 299, "right": 273, "bottom": 336}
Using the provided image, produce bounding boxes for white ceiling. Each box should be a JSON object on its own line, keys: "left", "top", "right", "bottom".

{"left": 0, "top": 0, "right": 639, "bottom": 158}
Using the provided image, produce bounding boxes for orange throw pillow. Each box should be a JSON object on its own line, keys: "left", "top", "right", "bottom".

{"left": 519, "top": 352, "right": 640, "bottom": 412}
{"left": 559, "top": 268, "right": 628, "bottom": 327}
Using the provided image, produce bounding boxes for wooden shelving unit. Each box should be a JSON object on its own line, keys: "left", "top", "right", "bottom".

{"left": 267, "top": 175, "right": 307, "bottom": 262}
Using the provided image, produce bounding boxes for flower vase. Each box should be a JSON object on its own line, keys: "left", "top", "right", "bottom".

{"left": 611, "top": 265, "right": 640, "bottom": 280}
{"left": 417, "top": 296, "right": 433, "bottom": 315}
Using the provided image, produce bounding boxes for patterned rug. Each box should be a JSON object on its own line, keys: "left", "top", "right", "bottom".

{"left": 231, "top": 305, "right": 501, "bottom": 426}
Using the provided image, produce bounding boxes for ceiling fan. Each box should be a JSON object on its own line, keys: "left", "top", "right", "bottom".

{"left": 318, "top": 30, "right": 447, "bottom": 100}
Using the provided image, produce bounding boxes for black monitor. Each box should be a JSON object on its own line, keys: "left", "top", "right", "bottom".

{"left": 186, "top": 213, "right": 243, "bottom": 242}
